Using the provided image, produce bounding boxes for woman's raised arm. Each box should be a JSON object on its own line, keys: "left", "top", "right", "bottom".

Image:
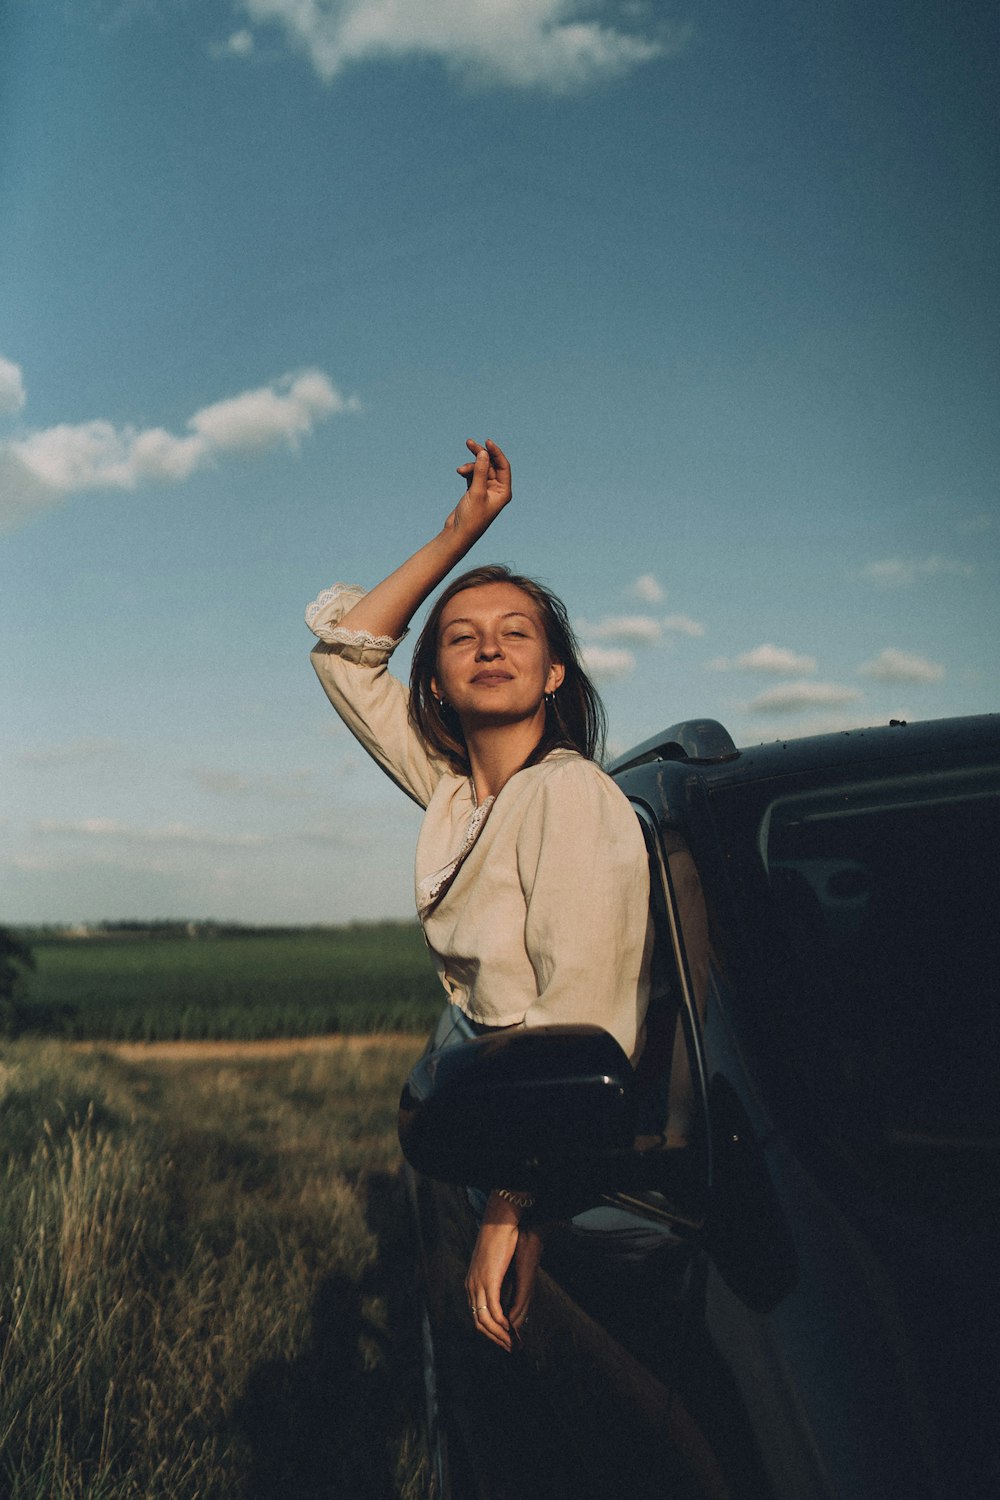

{"left": 337, "top": 438, "right": 512, "bottom": 641}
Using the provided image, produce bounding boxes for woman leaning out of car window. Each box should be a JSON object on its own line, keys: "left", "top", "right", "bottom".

{"left": 304, "top": 438, "right": 652, "bottom": 1353}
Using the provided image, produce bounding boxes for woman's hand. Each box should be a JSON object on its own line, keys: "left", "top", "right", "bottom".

{"left": 445, "top": 438, "right": 512, "bottom": 538}
{"left": 465, "top": 1187, "right": 540, "bottom": 1353}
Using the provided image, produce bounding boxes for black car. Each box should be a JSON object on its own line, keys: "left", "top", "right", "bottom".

{"left": 398, "top": 713, "right": 1000, "bottom": 1500}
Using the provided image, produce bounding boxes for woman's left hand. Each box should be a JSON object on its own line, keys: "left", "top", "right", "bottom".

{"left": 465, "top": 1190, "right": 539, "bottom": 1352}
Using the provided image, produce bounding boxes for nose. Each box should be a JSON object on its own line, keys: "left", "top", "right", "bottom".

{"left": 476, "top": 636, "right": 504, "bottom": 660}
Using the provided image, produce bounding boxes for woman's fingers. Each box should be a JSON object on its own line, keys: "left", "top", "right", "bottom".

{"left": 465, "top": 1202, "right": 520, "bottom": 1352}
{"left": 466, "top": 1281, "right": 511, "bottom": 1351}
{"left": 475, "top": 1299, "right": 512, "bottom": 1351}
{"left": 456, "top": 438, "right": 510, "bottom": 502}
{"left": 484, "top": 437, "right": 510, "bottom": 474}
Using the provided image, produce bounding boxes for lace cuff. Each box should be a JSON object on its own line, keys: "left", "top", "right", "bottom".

{"left": 305, "top": 584, "right": 407, "bottom": 663}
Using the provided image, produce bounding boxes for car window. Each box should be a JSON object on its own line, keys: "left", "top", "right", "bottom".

{"left": 713, "top": 762, "right": 1000, "bottom": 1217}
{"left": 765, "top": 767, "right": 1000, "bottom": 1120}
{"left": 613, "top": 805, "right": 710, "bottom": 1225}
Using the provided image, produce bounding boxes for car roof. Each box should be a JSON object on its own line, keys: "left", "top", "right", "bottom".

{"left": 611, "top": 713, "right": 1000, "bottom": 793}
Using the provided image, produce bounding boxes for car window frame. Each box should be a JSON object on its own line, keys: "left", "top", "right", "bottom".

{"left": 603, "top": 800, "right": 713, "bottom": 1229}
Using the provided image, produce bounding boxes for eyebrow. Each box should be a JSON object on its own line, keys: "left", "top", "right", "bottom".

{"left": 441, "top": 611, "right": 536, "bottom": 629}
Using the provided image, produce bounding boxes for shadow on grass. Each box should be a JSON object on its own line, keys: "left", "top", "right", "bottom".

{"left": 231, "top": 1169, "right": 425, "bottom": 1500}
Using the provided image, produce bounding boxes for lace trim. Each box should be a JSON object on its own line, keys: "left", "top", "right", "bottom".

{"left": 304, "top": 583, "right": 405, "bottom": 649}
{"left": 416, "top": 795, "right": 495, "bottom": 914}
{"left": 315, "top": 623, "right": 404, "bottom": 649}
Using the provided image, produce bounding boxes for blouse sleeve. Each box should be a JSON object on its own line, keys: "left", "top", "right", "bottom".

{"left": 516, "top": 759, "right": 652, "bottom": 1064}
{"left": 306, "top": 583, "right": 445, "bottom": 809}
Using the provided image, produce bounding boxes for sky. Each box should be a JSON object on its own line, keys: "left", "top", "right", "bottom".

{"left": 2, "top": 0, "right": 997, "bottom": 926}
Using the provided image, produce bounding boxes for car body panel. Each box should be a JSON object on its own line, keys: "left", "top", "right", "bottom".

{"left": 402, "top": 714, "right": 1000, "bottom": 1499}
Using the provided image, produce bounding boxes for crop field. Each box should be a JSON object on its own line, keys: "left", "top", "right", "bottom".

{"left": 20, "top": 924, "right": 444, "bottom": 1041}
{"left": 0, "top": 1033, "right": 429, "bottom": 1499}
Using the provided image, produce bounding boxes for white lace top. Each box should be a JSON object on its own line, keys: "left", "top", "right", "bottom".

{"left": 305, "top": 584, "right": 651, "bottom": 1062}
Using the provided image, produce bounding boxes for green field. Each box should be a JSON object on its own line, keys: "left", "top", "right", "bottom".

{"left": 17, "top": 924, "right": 444, "bottom": 1041}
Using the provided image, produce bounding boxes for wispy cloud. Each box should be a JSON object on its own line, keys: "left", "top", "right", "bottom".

{"left": 236, "top": 0, "right": 681, "bottom": 91}
{"left": 957, "top": 514, "right": 993, "bottom": 536}
{"left": 1, "top": 366, "right": 357, "bottom": 532}
{"left": 190, "top": 771, "right": 256, "bottom": 795}
{"left": 223, "top": 28, "right": 256, "bottom": 58}
{"left": 863, "top": 555, "right": 974, "bottom": 587}
{"left": 581, "top": 644, "right": 636, "bottom": 682}
{"left": 34, "top": 818, "right": 269, "bottom": 849}
{"left": 578, "top": 613, "right": 662, "bottom": 646}
{"left": 743, "top": 710, "right": 874, "bottom": 743}
{"left": 0, "top": 355, "right": 26, "bottom": 415}
{"left": 17, "top": 739, "right": 123, "bottom": 768}
{"left": 626, "top": 572, "right": 665, "bottom": 604}
{"left": 709, "top": 643, "right": 817, "bottom": 675}
{"left": 662, "top": 613, "right": 704, "bottom": 638}
{"left": 190, "top": 768, "right": 322, "bottom": 800}
{"left": 747, "top": 681, "right": 862, "bottom": 715}
{"left": 857, "top": 648, "right": 945, "bottom": 684}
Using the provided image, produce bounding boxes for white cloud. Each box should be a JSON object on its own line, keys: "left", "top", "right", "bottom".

{"left": 578, "top": 613, "right": 661, "bottom": 645}
{"left": 190, "top": 768, "right": 321, "bottom": 800}
{"left": 238, "top": 0, "right": 679, "bottom": 91}
{"left": 0, "top": 355, "right": 26, "bottom": 414}
{"left": 581, "top": 644, "right": 636, "bottom": 682}
{"left": 0, "top": 368, "right": 355, "bottom": 530}
{"left": 227, "top": 28, "right": 256, "bottom": 56}
{"left": 190, "top": 369, "right": 348, "bottom": 451}
{"left": 626, "top": 572, "right": 665, "bottom": 604}
{"left": 710, "top": 643, "right": 817, "bottom": 675}
{"left": 35, "top": 818, "right": 269, "bottom": 849}
{"left": 662, "top": 613, "right": 704, "bottom": 638}
{"left": 191, "top": 771, "right": 256, "bottom": 795}
{"left": 18, "top": 739, "right": 122, "bottom": 768}
{"left": 10, "top": 421, "right": 204, "bottom": 493}
{"left": 863, "top": 555, "right": 974, "bottom": 587}
{"left": 857, "top": 648, "right": 945, "bottom": 684}
{"left": 748, "top": 681, "right": 862, "bottom": 715}
{"left": 743, "top": 711, "right": 875, "bottom": 743}
{"left": 957, "top": 513, "right": 993, "bottom": 536}
{"left": 0, "top": 447, "right": 70, "bottom": 532}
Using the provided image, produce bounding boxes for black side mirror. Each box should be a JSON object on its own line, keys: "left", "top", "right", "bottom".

{"left": 398, "top": 1025, "right": 636, "bottom": 1190}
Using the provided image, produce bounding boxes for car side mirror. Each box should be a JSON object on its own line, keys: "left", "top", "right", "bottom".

{"left": 398, "top": 1025, "right": 636, "bottom": 1190}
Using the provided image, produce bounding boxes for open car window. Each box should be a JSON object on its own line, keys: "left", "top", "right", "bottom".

{"left": 609, "top": 804, "right": 711, "bottom": 1226}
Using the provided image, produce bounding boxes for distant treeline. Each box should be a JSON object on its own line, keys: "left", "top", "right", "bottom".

{"left": 17, "top": 918, "right": 423, "bottom": 941}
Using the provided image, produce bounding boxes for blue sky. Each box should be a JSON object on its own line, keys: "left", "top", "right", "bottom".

{"left": 2, "top": 0, "right": 997, "bottom": 925}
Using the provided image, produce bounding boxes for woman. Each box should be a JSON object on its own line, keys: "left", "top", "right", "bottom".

{"left": 305, "top": 438, "right": 651, "bottom": 1352}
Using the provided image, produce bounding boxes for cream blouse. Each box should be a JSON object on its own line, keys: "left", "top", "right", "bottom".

{"left": 306, "top": 584, "right": 651, "bottom": 1063}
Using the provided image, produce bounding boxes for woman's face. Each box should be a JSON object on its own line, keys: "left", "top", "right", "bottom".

{"left": 431, "top": 582, "right": 565, "bottom": 732}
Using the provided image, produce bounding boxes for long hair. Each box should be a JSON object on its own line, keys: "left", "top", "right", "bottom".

{"left": 409, "top": 565, "right": 606, "bottom": 774}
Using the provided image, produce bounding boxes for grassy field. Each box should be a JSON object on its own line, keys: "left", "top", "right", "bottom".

{"left": 0, "top": 1033, "right": 429, "bottom": 1498}
{"left": 18, "top": 925, "right": 443, "bottom": 1041}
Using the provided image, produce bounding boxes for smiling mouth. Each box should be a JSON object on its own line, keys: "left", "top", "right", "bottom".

{"left": 471, "top": 671, "right": 513, "bottom": 684}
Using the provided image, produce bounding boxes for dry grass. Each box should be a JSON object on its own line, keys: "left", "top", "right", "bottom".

{"left": 0, "top": 1036, "right": 428, "bottom": 1498}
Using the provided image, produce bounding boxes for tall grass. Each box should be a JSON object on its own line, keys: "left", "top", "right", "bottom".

{"left": 0, "top": 1037, "right": 428, "bottom": 1498}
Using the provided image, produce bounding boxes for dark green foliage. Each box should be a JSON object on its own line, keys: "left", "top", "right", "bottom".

{"left": 0, "top": 925, "right": 65, "bottom": 1039}
{"left": 17, "top": 923, "right": 442, "bottom": 1040}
